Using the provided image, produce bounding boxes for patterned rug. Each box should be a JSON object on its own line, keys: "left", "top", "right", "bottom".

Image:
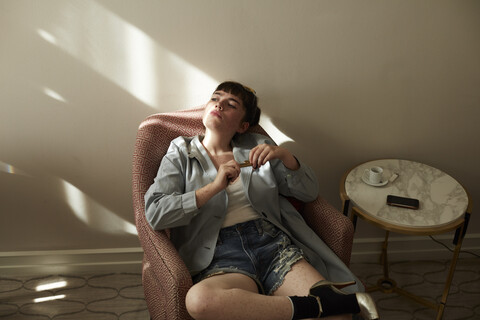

{"left": 0, "top": 273, "right": 149, "bottom": 319}
{"left": 1, "top": 258, "right": 478, "bottom": 319}
{"left": 350, "top": 258, "right": 480, "bottom": 319}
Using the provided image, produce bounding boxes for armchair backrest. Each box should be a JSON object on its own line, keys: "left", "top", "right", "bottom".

{"left": 133, "top": 106, "right": 203, "bottom": 234}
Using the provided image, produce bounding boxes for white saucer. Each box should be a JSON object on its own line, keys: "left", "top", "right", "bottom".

{"left": 362, "top": 173, "right": 388, "bottom": 187}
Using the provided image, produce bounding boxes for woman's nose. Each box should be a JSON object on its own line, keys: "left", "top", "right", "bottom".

{"left": 215, "top": 103, "right": 223, "bottom": 111}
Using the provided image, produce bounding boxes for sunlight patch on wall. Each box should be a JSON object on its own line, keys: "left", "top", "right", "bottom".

{"left": 0, "top": 162, "right": 16, "bottom": 174}
{"left": 124, "top": 23, "right": 156, "bottom": 108}
{"left": 37, "top": 28, "right": 57, "bottom": 45}
{"left": 0, "top": 161, "right": 30, "bottom": 176}
{"left": 259, "top": 115, "right": 295, "bottom": 145}
{"left": 43, "top": 87, "right": 67, "bottom": 103}
{"left": 61, "top": 180, "right": 137, "bottom": 236}
{"left": 35, "top": 1, "right": 216, "bottom": 109}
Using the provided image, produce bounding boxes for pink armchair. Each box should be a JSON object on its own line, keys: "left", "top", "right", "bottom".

{"left": 132, "top": 106, "right": 355, "bottom": 319}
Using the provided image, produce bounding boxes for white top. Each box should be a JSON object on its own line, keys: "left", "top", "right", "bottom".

{"left": 345, "top": 159, "right": 468, "bottom": 229}
{"left": 222, "top": 178, "right": 261, "bottom": 228}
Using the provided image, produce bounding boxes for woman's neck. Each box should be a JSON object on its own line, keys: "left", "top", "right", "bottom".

{"left": 202, "top": 130, "right": 233, "bottom": 156}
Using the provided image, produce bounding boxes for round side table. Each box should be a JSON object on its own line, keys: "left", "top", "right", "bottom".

{"left": 340, "top": 159, "right": 472, "bottom": 320}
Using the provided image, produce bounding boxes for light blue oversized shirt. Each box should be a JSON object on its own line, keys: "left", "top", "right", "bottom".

{"left": 145, "top": 133, "right": 364, "bottom": 293}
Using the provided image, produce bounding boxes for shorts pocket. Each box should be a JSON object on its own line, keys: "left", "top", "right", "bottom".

{"left": 260, "top": 219, "right": 281, "bottom": 238}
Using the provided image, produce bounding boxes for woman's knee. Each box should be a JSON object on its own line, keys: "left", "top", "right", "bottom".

{"left": 185, "top": 283, "right": 218, "bottom": 319}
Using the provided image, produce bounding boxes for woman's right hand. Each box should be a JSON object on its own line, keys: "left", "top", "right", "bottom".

{"left": 195, "top": 160, "right": 240, "bottom": 208}
{"left": 212, "top": 160, "right": 241, "bottom": 191}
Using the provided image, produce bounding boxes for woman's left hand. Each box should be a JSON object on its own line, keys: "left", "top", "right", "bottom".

{"left": 249, "top": 144, "right": 299, "bottom": 170}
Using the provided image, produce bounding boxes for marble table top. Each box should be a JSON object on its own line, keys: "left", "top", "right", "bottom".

{"left": 345, "top": 159, "right": 468, "bottom": 230}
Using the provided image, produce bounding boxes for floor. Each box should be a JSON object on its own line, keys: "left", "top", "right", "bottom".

{"left": 0, "top": 272, "right": 149, "bottom": 319}
{"left": 350, "top": 258, "right": 480, "bottom": 320}
{"left": 0, "top": 258, "right": 478, "bottom": 319}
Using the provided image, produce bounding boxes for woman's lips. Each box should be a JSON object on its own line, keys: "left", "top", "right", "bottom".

{"left": 210, "top": 110, "right": 222, "bottom": 118}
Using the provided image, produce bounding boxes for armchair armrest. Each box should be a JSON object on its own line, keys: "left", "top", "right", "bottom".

{"left": 140, "top": 224, "right": 193, "bottom": 320}
{"left": 302, "top": 197, "right": 354, "bottom": 266}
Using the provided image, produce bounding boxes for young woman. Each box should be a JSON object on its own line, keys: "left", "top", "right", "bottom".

{"left": 145, "top": 81, "right": 378, "bottom": 320}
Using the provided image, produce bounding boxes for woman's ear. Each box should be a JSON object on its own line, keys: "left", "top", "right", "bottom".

{"left": 237, "top": 121, "right": 250, "bottom": 134}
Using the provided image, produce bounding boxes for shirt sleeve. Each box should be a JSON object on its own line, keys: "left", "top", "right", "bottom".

{"left": 273, "top": 157, "right": 319, "bottom": 202}
{"left": 144, "top": 142, "right": 200, "bottom": 230}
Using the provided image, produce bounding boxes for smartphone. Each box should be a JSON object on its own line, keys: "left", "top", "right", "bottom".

{"left": 386, "top": 195, "right": 420, "bottom": 210}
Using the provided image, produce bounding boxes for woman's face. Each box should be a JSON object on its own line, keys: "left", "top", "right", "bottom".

{"left": 203, "top": 90, "right": 250, "bottom": 136}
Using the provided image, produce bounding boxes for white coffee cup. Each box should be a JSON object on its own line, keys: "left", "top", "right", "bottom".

{"left": 364, "top": 166, "right": 383, "bottom": 184}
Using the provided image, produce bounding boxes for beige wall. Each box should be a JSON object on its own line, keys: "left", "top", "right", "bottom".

{"left": 1, "top": 1, "right": 479, "bottom": 256}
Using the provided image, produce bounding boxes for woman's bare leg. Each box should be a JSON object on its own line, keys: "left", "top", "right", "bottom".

{"left": 186, "top": 272, "right": 293, "bottom": 320}
{"left": 186, "top": 259, "right": 352, "bottom": 320}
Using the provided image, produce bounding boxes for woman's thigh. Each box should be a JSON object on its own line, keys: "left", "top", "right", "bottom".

{"left": 272, "top": 258, "right": 325, "bottom": 296}
{"left": 193, "top": 272, "right": 259, "bottom": 292}
{"left": 187, "top": 272, "right": 259, "bottom": 307}
{"left": 185, "top": 272, "right": 261, "bottom": 318}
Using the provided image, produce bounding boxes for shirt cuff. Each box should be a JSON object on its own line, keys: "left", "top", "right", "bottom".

{"left": 285, "top": 160, "right": 307, "bottom": 184}
{"left": 182, "top": 190, "right": 199, "bottom": 217}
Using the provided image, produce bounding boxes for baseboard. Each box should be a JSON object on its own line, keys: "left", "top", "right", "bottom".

{"left": 2, "top": 235, "right": 478, "bottom": 276}
{"left": 351, "top": 233, "right": 480, "bottom": 263}
{"left": 0, "top": 247, "right": 144, "bottom": 276}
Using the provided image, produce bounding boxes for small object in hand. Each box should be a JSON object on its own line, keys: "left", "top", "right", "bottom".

{"left": 389, "top": 173, "right": 399, "bottom": 182}
{"left": 239, "top": 160, "right": 253, "bottom": 168}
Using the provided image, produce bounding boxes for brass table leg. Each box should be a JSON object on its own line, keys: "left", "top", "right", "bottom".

{"left": 436, "top": 221, "right": 467, "bottom": 320}
{"left": 367, "top": 231, "right": 397, "bottom": 294}
{"left": 366, "top": 231, "right": 443, "bottom": 314}
{"left": 367, "top": 231, "right": 401, "bottom": 294}
{"left": 380, "top": 231, "right": 391, "bottom": 289}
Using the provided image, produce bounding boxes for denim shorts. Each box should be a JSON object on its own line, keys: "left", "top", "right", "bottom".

{"left": 193, "top": 219, "right": 304, "bottom": 295}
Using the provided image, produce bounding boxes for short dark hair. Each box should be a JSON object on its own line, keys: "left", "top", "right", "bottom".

{"left": 215, "top": 81, "right": 261, "bottom": 127}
